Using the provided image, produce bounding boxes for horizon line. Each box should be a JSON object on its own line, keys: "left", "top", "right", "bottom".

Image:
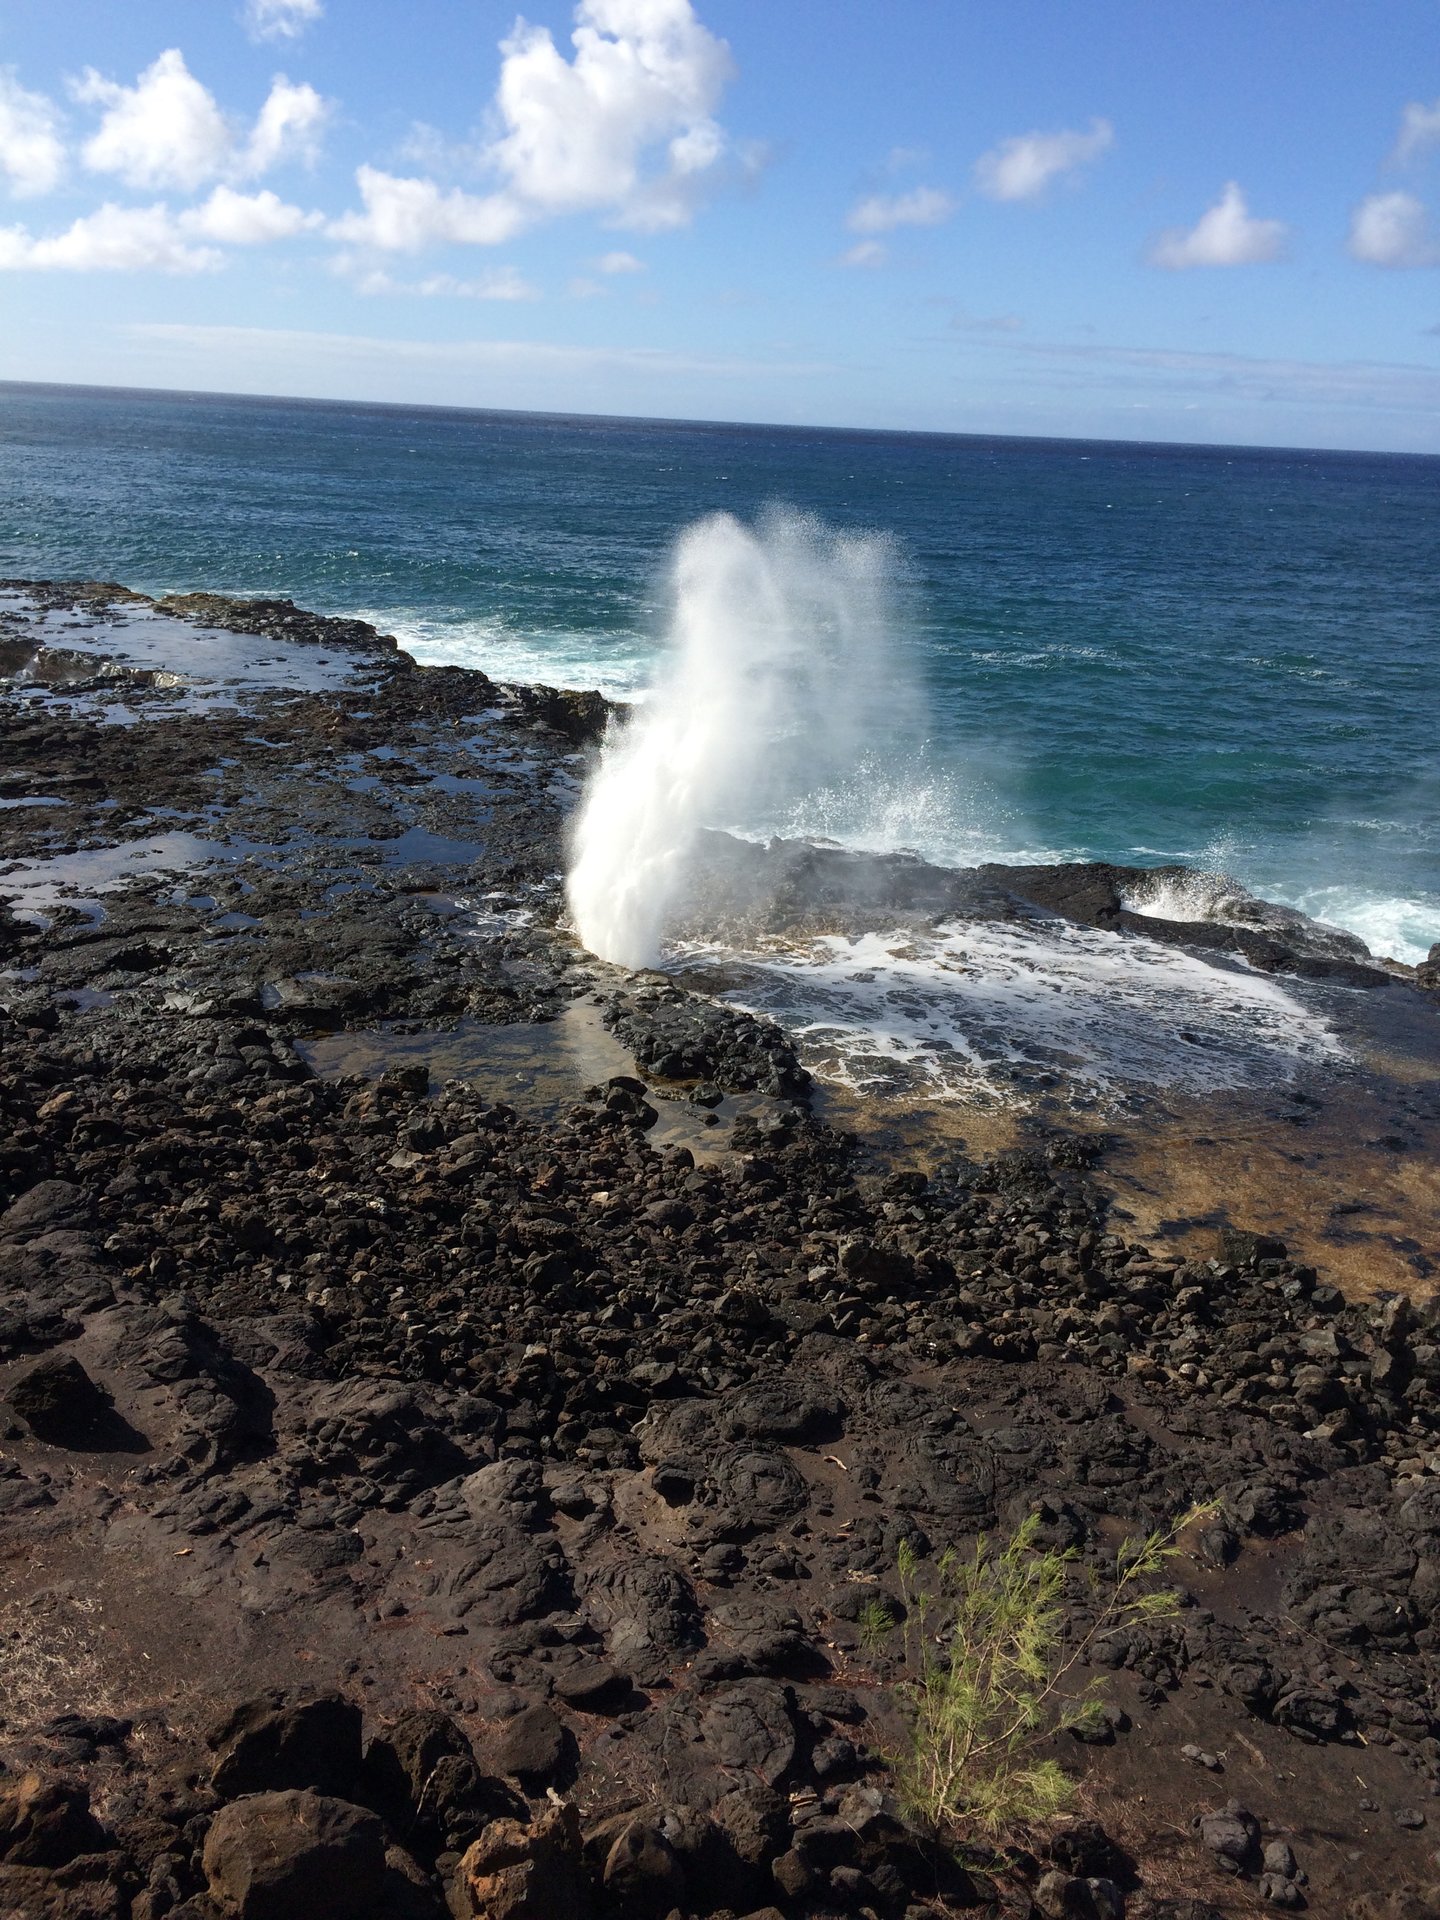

{"left": 3, "top": 375, "right": 1436, "bottom": 465}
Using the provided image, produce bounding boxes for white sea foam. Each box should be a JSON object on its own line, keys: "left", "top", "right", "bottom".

{"left": 361, "top": 608, "right": 652, "bottom": 701}
{"left": 1122, "top": 865, "right": 1440, "bottom": 968}
{"left": 671, "top": 917, "right": 1346, "bottom": 1101}
{"left": 1283, "top": 886, "right": 1440, "bottom": 969}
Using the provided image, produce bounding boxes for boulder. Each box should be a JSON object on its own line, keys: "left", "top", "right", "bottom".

{"left": 1035, "top": 1872, "right": 1100, "bottom": 1919}
{"left": 0, "top": 1181, "right": 94, "bottom": 1238}
{"left": 202, "top": 1791, "right": 385, "bottom": 1919}
{"left": 363, "top": 1711, "right": 522, "bottom": 1856}
{"left": 209, "top": 1693, "right": 362, "bottom": 1800}
{"left": 447, "top": 1800, "right": 590, "bottom": 1920}
{"left": 0, "top": 1773, "right": 106, "bottom": 1867}
{"left": 491, "top": 1703, "right": 569, "bottom": 1792}
{"left": 601, "top": 1820, "right": 685, "bottom": 1916}
{"left": 8, "top": 1356, "right": 120, "bottom": 1448}
{"left": 1195, "top": 1801, "right": 1261, "bottom": 1876}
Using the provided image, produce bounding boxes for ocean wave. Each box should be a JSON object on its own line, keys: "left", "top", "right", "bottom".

{"left": 1122, "top": 866, "right": 1439, "bottom": 969}
{"left": 356, "top": 607, "right": 653, "bottom": 701}
{"left": 1283, "top": 886, "right": 1440, "bottom": 969}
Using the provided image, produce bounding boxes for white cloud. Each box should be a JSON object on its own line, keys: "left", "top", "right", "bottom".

{"left": 329, "top": 165, "right": 524, "bottom": 251}
{"left": 76, "top": 50, "right": 228, "bottom": 191}
{"left": 338, "top": 258, "right": 538, "bottom": 299}
{"left": 846, "top": 185, "right": 953, "bottom": 235}
{"left": 333, "top": 0, "right": 736, "bottom": 253}
{"left": 487, "top": 0, "right": 734, "bottom": 229}
{"left": 243, "top": 0, "right": 324, "bottom": 43}
{"left": 1148, "top": 181, "right": 1287, "bottom": 268}
{"left": 0, "top": 70, "right": 66, "bottom": 198}
{"left": 595, "top": 248, "right": 645, "bottom": 273}
{"left": 839, "top": 239, "right": 887, "bottom": 269}
{"left": 1348, "top": 190, "right": 1440, "bottom": 268}
{"left": 130, "top": 320, "right": 838, "bottom": 384}
{"left": 0, "top": 201, "right": 221, "bottom": 273}
{"left": 181, "top": 185, "right": 319, "bottom": 244}
{"left": 242, "top": 77, "right": 329, "bottom": 175}
{"left": 1393, "top": 97, "right": 1440, "bottom": 167}
{"left": 974, "top": 118, "right": 1113, "bottom": 202}
{"left": 73, "top": 49, "right": 330, "bottom": 191}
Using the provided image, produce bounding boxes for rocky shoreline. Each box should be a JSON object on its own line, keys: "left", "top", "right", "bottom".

{"left": 2, "top": 582, "right": 1439, "bottom": 1920}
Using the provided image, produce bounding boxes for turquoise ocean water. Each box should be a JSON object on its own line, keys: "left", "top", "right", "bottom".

{"left": 2, "top": 380, "right": 1437, "bottom": 966}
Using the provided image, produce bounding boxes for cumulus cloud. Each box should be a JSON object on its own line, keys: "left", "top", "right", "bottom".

{"left": 243, "top": 76, "right": 329, "bottom": 174}
{"left": 846, "top": 185, "right": 953, "bottom": 234}
{"left": 487, "top": 0, "right": 734, "bottom": 228}
{"left": 0, "top": 201, "right": 221, "bottom": 273}
{"left": 329, "top": 165, "right": 524, "bottom": 251}
{"left": 0, "top": 182, "right": 321, "bottom": 271}
{"left": 73, "top": 49, "right": 329, "bottom": 191}
{"left": 1348, "top": 190, "right": 1439, "bottom": 268}
{"left": 1148, "top": 181, "right": 1287, "bottom": 268}
{"left": 595, "top": 248, "right": 645, "bottom": 272}
{"left": 332, "top": 0, "right": 736, "bottom": 253}
{"left": 243, "top": 0, "right": 324, "bottom": 43}
{"left": 1393, "top": 97, "right": 1440, "bottom": 167}
{"left": 974, "top": 118, "right": 1113, "bottom": 202}
{"left": 181, "top": 185, "right": 320, "bottom": 244}
{"left": 0, "top": 70, "right": 66, "bottom": 198}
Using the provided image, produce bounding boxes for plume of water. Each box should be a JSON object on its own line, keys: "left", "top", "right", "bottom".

{"left": 567, "top": 508, "right": 924, "bottom": 968}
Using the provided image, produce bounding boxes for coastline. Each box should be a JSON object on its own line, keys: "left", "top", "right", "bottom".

{"left": 3, "top": 580, "right": 1440, "bottom": 1916}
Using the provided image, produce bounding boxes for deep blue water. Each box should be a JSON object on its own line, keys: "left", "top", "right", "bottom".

{"left": 2, "top": 379, "right": 1437, "bottom": 962}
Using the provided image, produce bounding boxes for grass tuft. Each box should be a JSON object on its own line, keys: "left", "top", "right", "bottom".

{"left": 888, "top": 1504, "right": 1214, "bottom": 1840}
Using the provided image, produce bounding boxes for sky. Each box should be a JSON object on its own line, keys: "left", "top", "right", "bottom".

{"left": 2, "top": 0, "right": 1439, "bottom": 451}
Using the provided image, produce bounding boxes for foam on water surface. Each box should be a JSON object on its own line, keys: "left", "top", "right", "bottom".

{"left": 362, "top": 608, "right": 653, "bottom": 702}
{"left": 670, "top": 917, "right": 1346, "bottom": 1103}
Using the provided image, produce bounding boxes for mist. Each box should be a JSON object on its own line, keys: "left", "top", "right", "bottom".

{"left": 566, "top": 508, "right": 929, "bottom": 969}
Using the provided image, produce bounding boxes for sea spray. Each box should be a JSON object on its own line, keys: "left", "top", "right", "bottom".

{"left": 566, "top": 509, "right": 926, "bottom": 968}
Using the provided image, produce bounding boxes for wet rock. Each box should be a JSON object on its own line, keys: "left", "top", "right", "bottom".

{"left": 201, "top": 1790, "right": 386, "bottom": 1918}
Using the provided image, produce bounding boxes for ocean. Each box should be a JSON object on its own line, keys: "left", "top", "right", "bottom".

{"left": 2, "top": 378, "right": 1437, "bottom": 968}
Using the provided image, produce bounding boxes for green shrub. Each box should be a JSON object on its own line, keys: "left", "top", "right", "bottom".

{"left": 889, "top": 1505, "right": 1211, "bottom": 1839}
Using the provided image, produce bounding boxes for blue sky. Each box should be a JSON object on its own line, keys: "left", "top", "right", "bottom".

{"left": 2, "top": 0, "right": 1439, "bottom": 449}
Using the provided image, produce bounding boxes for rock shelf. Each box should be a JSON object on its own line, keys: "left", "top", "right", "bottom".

{"left": 1, "top": 583, "right": 1439, "bottom": 1919}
